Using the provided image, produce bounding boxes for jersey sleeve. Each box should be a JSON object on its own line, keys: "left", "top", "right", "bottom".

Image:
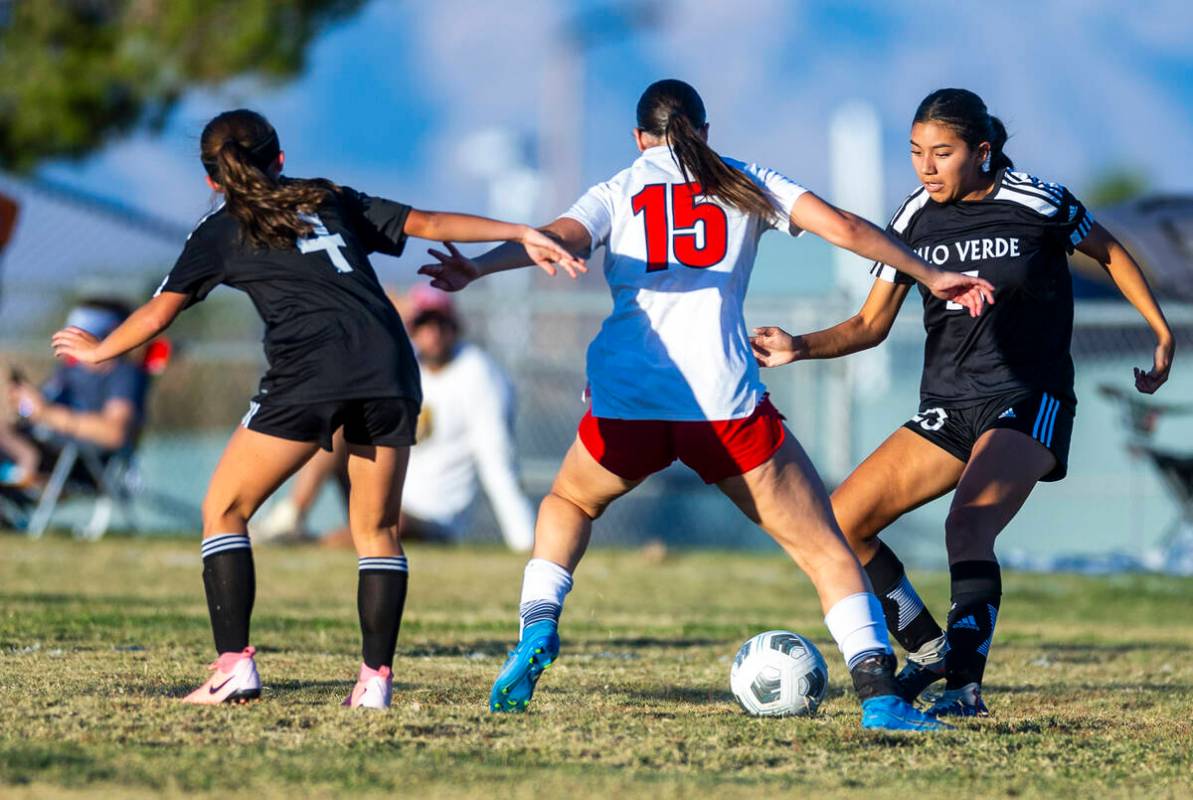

{"left": 737, "top": 162, "right": 808, "bottom": 236}
{"left": 1054, "top": 187, "right": 1094, "bottom": 253}
{"left": 870, "top": 188, "right": 928, "bottom": 285}
{"left": 338, "top": 186, "right": 412, "bottom": 257}
{"left": 154, "top": 223, "right": 226, "bottom": 308}
{"left": 560, "top": 181, "right": 616, "bottom": 251}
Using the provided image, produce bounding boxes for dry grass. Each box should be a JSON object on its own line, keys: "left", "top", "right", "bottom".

{"left": 2, "top": 536, "right": 1192, "bottom": 798}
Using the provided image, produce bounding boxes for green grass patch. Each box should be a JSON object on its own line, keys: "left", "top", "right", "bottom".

{"left": 2, "top": 536, "right": 1192, "bottom": 798}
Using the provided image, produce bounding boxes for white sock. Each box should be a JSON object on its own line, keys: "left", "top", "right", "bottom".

{"left": 824, "top": 592, "right": 893, "bottom": 670}
{"left": 518, "top": 558, "right": 573, "bottom": 637}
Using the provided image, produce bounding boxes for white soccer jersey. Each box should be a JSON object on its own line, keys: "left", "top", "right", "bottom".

{"left": 401, "top": 344, "right": 535, "bottom": 551}
{"left": 562, "top": 145, "right": 807, "bottom": 421}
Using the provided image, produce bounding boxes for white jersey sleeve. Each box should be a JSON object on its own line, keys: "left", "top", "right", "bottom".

{"left": 561, "top": 180, "right": 618, "bottom": 250}
{"left": 465, "top": 355, "right": 536, "bottom": 552}
{"left": 734, "top": 161, "right": 809, "bottom": 236}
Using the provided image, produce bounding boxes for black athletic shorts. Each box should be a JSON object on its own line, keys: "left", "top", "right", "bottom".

{"left": 239, "top": 397, "right": 419, "bottom": 451}
{"left": 903, "top": 389, "right": 1075, "bottom": 482}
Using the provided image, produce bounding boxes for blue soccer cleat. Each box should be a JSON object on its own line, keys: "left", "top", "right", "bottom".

{"left": 861, "top": 694, "right": 955, "bottom": 731}
{"left": 489, "top": 620, "right": 560, "bottom": 713}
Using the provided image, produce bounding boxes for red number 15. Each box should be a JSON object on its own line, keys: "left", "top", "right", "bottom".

{"left": 631, "top": 182, "right": 729, "bottom": 272}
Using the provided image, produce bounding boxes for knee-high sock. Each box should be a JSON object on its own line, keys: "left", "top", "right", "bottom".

{"left": 358, "top": 555, "right": 409, "bottom": 670}
{"left": 201, "top": 534, "right": 255, "bottom": 654}
{"left": 945, "top": 560, "right": 1001, "bottom": 689}
{"left": 824, "top": 592, "right": 899, "bottom": 700}
{"left": 864, "top": 540, "right": 944, "bottom": 653}
{"left": 518, "top": 558, "right": 573, "bottom": 637}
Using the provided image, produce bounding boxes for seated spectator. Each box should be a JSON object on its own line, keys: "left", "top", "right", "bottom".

{"left": 1, "top": 298, "right": 148, "bottom": 489}
{"left": 254, "top": 286, "right": 536, "bottom": 551}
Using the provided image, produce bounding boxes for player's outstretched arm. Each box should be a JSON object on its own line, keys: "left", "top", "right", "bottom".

{"left": 404, "top": 210, "right": 586, "bottom": 278}
{"left": 51, "top": 291, "right": 186, "bottom": 366}
{"left": 418, "top": 218, "right": 592, "bottom": 292}
{"left": 1077, "top": 223, "right": 1174, "bottom": 394}
{"left": 789, "top": 192, "right": 994, "bottom": 317}
{"left": 751, "top": 279, "right": 911, "bottom": 367}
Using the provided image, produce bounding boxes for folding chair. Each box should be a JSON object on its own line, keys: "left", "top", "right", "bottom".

{"left": 1099, "top": 383, "right": 1193, "bottom": 546}
{"left": 23, "top": 338, "right": 173, "bottom": 540}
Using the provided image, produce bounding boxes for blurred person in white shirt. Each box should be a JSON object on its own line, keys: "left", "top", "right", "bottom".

{"left": 253, "top": 285, "right": 536, "bottom": 551}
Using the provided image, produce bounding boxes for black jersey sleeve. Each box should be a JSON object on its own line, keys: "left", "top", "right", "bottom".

{"left": 869, "top": 187, "right": 929, "bottom": 285}
{"left": 155, "top": 220, "right": 226, "bottom": 308}
{"left": 339, "top": 186, "right": 413, "bottom": 257}
{"left": 996, "top": 172, "right": 1095, "bottom": 254}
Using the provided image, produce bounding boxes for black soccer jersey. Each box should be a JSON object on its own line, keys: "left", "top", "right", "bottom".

{"left": 871, "top": 169, "right": 1094, "bottom": 407}
{"left": 157, "top": 184, "right": 421, "bottom": 406}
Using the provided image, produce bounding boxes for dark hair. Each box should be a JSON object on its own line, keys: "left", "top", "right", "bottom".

{"left": 636, "top": 79, "right": 774, "bottom": 219}
{"left": 913, "top": 88, "right": 1013, "bottom": 172}
{"left": 199, "top": 109, "right": 339, "bottom": 250}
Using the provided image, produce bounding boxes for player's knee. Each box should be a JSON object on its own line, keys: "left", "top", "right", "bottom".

{"left": 944, "top": 507, "right": 997, "bottom": 559}
{"left": 201, "top": 493, "right": 249, "bottom": 531}
{"left": 545, "top": 484, "right": 605, "bottom": 521}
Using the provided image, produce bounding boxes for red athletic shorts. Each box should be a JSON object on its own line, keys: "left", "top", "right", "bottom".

{"left": 577, "top": 397, "right": 787, "bottom": 484}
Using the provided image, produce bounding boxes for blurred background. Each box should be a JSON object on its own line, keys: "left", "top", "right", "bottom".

{"left": 1, "top": 0, "right": 1191, "bottom": 567}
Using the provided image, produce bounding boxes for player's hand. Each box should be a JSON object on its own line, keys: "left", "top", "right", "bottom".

{"left": 1135, "top": 335, "right": 1174, "bottom": 395}
{"left": 419, "top": 242, "right": 480, "bottom": 292}
{"left": 924, "top": 271, "right": 995, "bottom": 317}
{"left": 519, "top": 227, "right": 587, "bottom": 278}
{"left": 51, "top": 326, "right": 103, "bottom": 365}
{"left": 750, "top": 326, "right": 805, "bottom": 368}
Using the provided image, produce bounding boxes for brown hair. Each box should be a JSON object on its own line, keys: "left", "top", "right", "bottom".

{"left": 636, "top": 80, "right": 775, "bottom": 220}
{"left": 199, "top": 109, "right": 339, "bottom": 250}
{"left": 914, "top": 88, "right": 1014, "bottom": 172}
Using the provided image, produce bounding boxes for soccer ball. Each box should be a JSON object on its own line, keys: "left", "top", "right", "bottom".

{"left": 729, "top": 630, "right": 829, "bottom": 717}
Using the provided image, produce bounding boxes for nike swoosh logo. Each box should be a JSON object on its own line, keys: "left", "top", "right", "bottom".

{"left": 209, "top": 676, "right": 234, "bottom": 694}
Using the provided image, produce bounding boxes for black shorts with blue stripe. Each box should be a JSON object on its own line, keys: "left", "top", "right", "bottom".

{"left": 902, "top": 389, "right": 1075, "bottom": 482}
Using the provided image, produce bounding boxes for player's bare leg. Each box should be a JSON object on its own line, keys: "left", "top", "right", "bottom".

{"left": 533, "top": 436, "right": 642, "bottom": 571}
{"left": 185, "top": 427, "right": 321, "bottom": 704}
{"left": 716, "top": 430, "right": 950, "bottom": 730}
{"left": 341, "top": 443, "right": 411, "bottom": 709}
{"left": 491, "top": 437, "right": 641, "bottom": 712}
{"left": 829, "top": 427, "right": 966, "bottom": 699}
{"left": 832, "top": 427, "right": 966, "bottom": 563}
{"left": 927, "top": 429, "right": 1053, "bottom": 718}
{"left": 252, "top": 431, "right": 347, "bottom": 542}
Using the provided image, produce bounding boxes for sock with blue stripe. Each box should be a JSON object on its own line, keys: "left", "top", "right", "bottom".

{"left": 825, "top": 591, "right": 900, "bottom": 700}
{"left": 945, "top": 560, "right": 1001, "bottom": 689}
{"left": 358, "top": 555, "right": 409, "bottom": 670}
{"left": 201, "top": 534, "right": 254, "bottom": 654}
{"left": 863, "top": 541, "right": 944, "bottom": 653}
{"left": 518, "top": 558, "right": 573, "bottom": 637}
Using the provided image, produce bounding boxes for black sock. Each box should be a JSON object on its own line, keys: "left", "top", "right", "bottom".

{"left": 849, "top": 652, "right": 900, "bottom": 701}
{"left": 358, "top": 555, "right": 409, "bottom": 670}
{"left": 200, "top": 534, "right": 255, "bottom": 653}
{"left": 945, "top": 560, "right": 1001, "bottom": 689}
{"left": 864, "top": 541, "right": 944, "bottom": 653}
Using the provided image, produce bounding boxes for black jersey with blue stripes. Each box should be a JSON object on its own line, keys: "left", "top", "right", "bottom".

{"left": 871, "top": 169, "right": 1093, "bottom": 408}
{"left": 158, "top": 185, "right": 421, "bottom": 406}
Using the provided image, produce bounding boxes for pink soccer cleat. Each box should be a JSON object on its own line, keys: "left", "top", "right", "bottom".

{"left": 342, "top": 663, "right": 392, "bottom": 709}
{"left": 181, "top": 646, "right": 261, "bottom": 705}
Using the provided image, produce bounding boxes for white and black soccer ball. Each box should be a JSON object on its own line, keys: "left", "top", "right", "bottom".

{"left": 730, "top": 630, "right": 829, "bottom": 717}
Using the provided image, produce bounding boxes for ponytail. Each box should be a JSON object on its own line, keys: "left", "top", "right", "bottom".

{"left": 987, "top": 115, "right": 1014, "bottom": 171}
{"left": 637, "top": 79, "right": 775, "bottom": 220}
{"left": 200, "top": 109, "right": 339, "bottom": 250}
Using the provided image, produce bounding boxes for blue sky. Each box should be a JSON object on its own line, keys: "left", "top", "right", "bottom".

{"left": 37, "top": 0, "right": 1193, "bottom": 289}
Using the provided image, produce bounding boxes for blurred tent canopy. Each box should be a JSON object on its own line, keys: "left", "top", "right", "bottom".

{"left": 0, "top": 0, "right": 366, "bottom": 171}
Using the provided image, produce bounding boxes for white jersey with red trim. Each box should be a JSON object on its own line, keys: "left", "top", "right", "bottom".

{"left": 562, "top": 145, "right": 807, "bottom": 421}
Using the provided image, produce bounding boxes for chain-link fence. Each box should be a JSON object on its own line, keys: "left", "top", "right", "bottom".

{"left": 4, "top": 271, "right": 1191, "bottom": 564}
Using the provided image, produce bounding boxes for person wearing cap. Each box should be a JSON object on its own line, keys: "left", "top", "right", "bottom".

{"left": 253, "top": 285, "right": 536, "bottom": 551}
{"left": 1, "top": 298, "right": 148, "bottom": 488}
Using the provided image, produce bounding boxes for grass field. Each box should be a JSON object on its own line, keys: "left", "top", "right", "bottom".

{"left": 2, "top": 535, "right": 1192, "bottom": 799}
